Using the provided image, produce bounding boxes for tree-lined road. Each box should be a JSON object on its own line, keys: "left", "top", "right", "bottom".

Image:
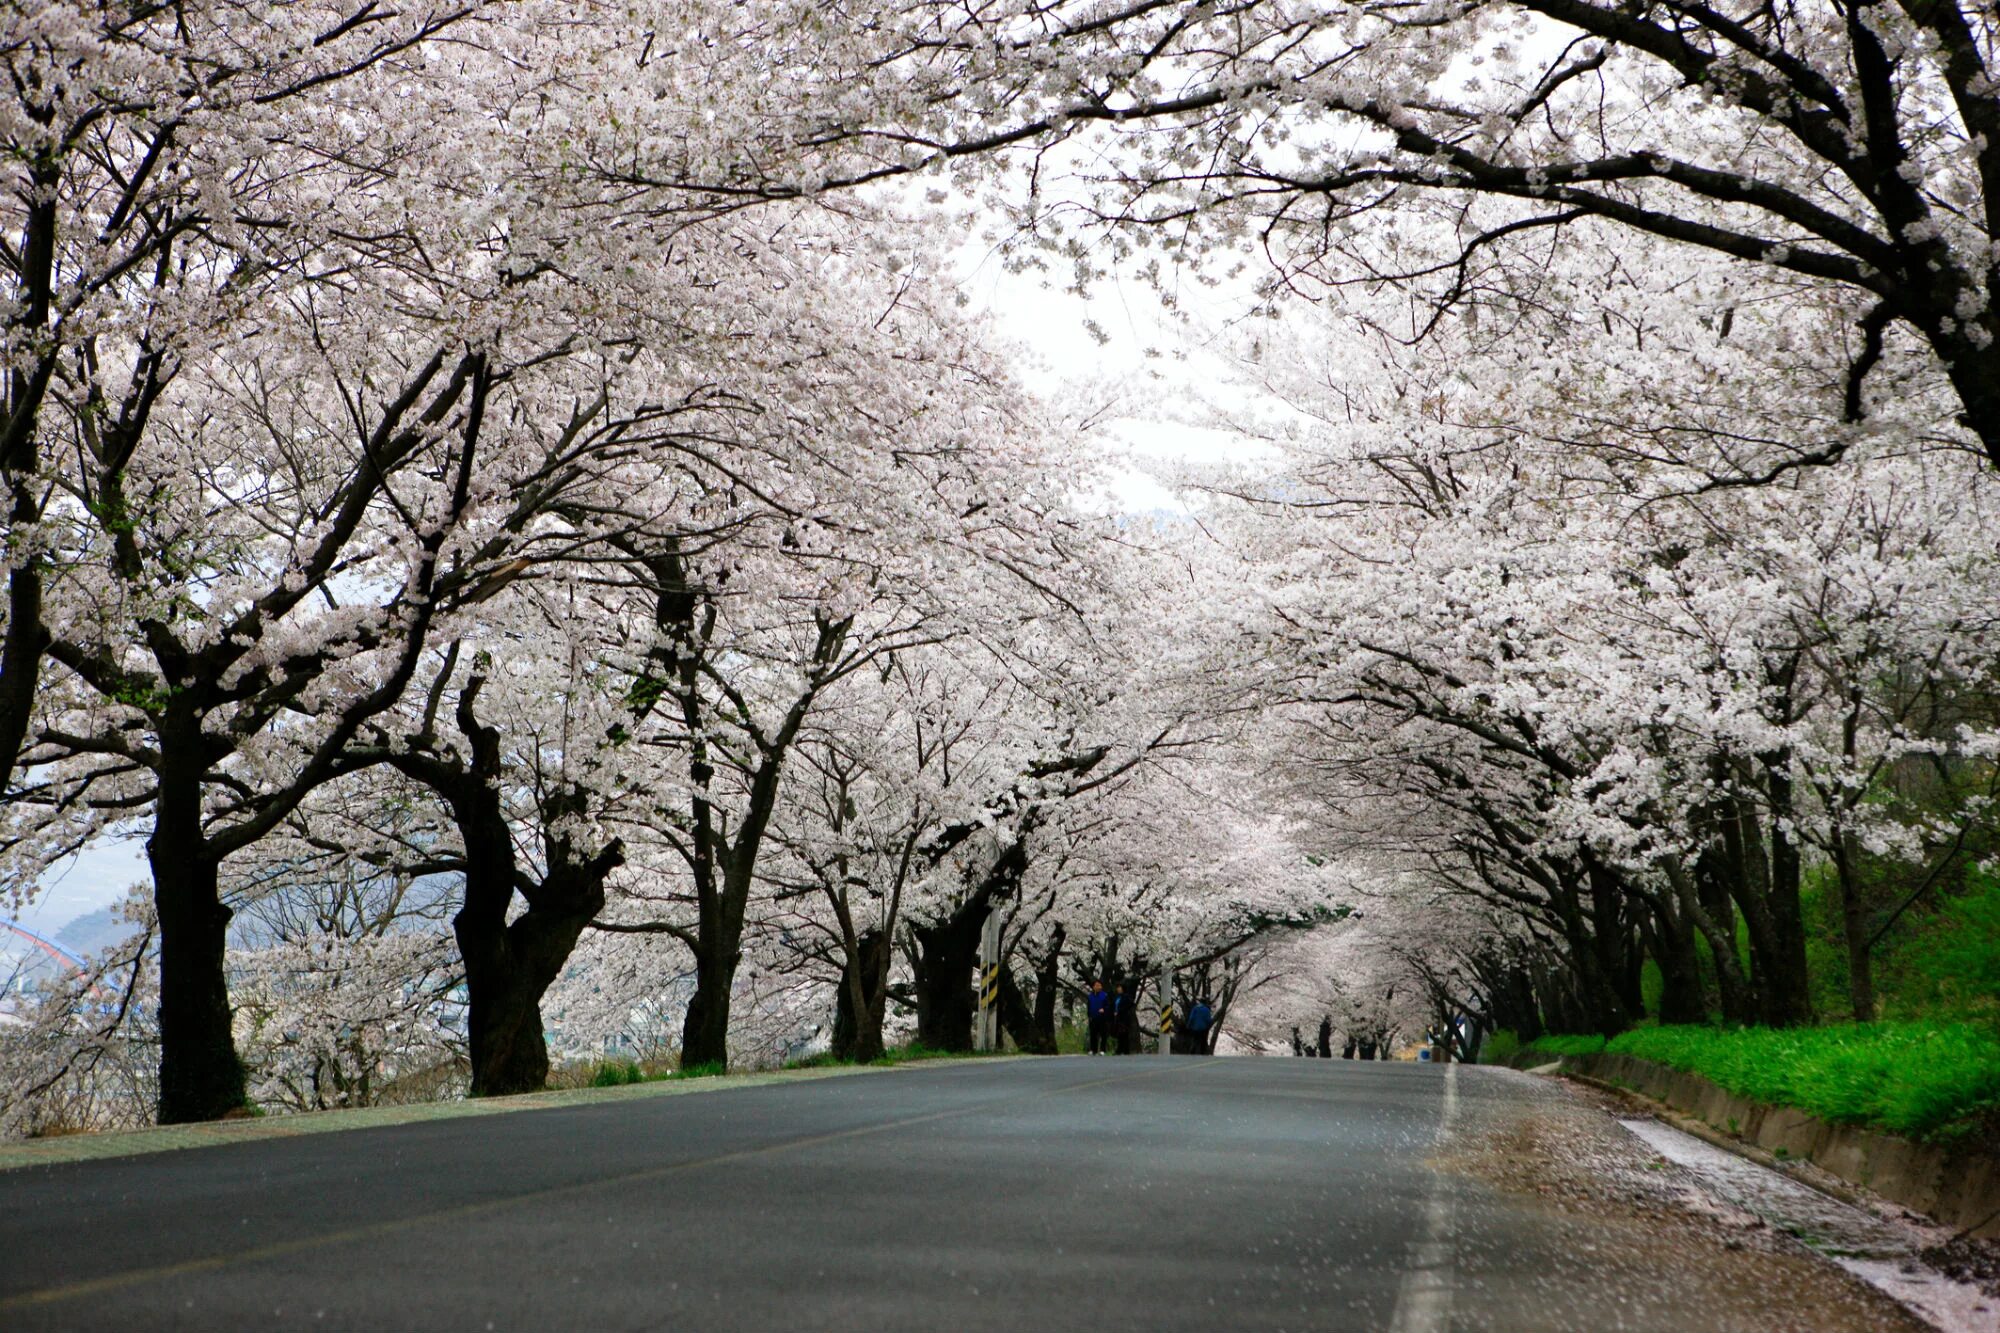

{"left": 0, "top": 1059, "right": 1925, "bottom": 1332}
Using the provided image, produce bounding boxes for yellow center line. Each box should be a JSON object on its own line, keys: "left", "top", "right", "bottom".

{"left": 3, "top": 1062, "right": 1187, "bottom": 1312}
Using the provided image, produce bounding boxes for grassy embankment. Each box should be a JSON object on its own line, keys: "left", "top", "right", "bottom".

{"left": 1503, "top": 1022, "right": 1999, "bottom": 1142}
{"left": 1487, "top": 871, "right": 2000, "bottom": 1143}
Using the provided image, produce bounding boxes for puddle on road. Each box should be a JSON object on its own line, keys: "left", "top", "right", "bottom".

{"left": 1618, "top": 1116, "right": 1998, "bottom": 1333}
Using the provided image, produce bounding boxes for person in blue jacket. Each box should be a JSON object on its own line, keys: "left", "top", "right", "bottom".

{"left": 1085, "top": 979, "right": 1111, "bottom": 1055}
{"left": 1184, "top": 996, "right": 1214, "bottom": 1055}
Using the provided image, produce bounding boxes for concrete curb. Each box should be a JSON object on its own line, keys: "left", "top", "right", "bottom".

{"left": 1559, "top": 1067, "right": 1882, "bottom": 1215}
{"left": 1561, "top": 1050, "right": 2000, "bottom": 1240}
{"left": 0, "top": 1064, "right": 889, "bottom": 1173}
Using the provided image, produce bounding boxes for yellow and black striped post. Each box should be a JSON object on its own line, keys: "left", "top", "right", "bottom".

{"left": 975, "top": 907, "right": 1003, "bottom": 1052}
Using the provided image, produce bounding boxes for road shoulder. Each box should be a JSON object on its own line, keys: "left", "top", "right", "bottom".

{"left": 1442, "top": 1065, "right": 1938, "bottom": 1332}
{"left": 0, "top": 1064, "right": 888, "bottom": 1173}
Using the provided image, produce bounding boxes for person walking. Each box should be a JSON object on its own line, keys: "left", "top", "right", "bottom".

{"left": 1184, "top": 996, "right": 1214, "bottom": 1055}
{"left": 1110, "top": 983, "right": 1133, "bottom": 1054}
{"left": 1085, "top": 980, "right": 1111, "bottom": 1055}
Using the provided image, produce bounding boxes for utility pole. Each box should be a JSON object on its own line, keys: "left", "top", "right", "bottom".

{"left": 1156, "top": 966, "right": 1172, "bottom": 1055}
{"left": 974, "top": 907, "right": 1002, "bottom": 1052}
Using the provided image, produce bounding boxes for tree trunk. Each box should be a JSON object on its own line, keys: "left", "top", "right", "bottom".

{"left": 996, "top": 967, "right": 1041, "bottom": 1053}
{"left": 1538, "top": 962, "right": 1592, "bottom": 1035}
{"left": 456, "top": 911, "right": 554, "bottom": 1097}
{"left": 458, "top": 903, "right": 605, "bottom": 1096}
{"left": 911, "top": 839, "right": 1029, "bottom": 1052}
{"left": 151, "top": 815, "right": 247, "bottom": 1124}
{"left": 0, "top": 549, "right": 45, "bottom": 793}
{"left": 832, "top": 928, "right": 891, "bottom": 1063}
{"left": 1553, "top": 894, "right": 1631, "bottom": 1033}
{"left": 1762, "top": 762, "right": 1813, "bottom": 1026}
{"left": 1648, "top": 904, "right": 1709, "bottom": 1025}
{"left": 1028, "top": 926, "right": 1065, "bottom": 1053}
{"left": 1690, "top": 839, "right": 1755, "bottom": 1025}
{"left": 1501, "top": 963, "right": 1544, "bottom": 1043}
{"left": 672, "top": 702, "right": 813, "bottom": 1072}
{"left": 680, "top": 855, "right": 754, "bottom": 1070}
{"left": 1833, "top": 832, "right": 1877, "bottom": 1022}
{"left": 1732, "top": 878, "right": 1811, "bottom": 1026}
{"left": 0, "top": 171, "right": 56, "bottom": 792}
{"left": 1585, "top": 861, "right": 1643, "bottom": 1020}
{"left": 679, "top": 938, "right": 739, "bottom": 1071}
{"left": 1671, "top": 852, "right": 1757, "bottom": 1025}
{"left": 151, "top": 737, "right": 248, "bottom": 1125}
{"left": 423, "top": 710, "right": 621, "bottom": 1099}
{"left": 912, "top": 914, "right": 980, "bottom": 1052}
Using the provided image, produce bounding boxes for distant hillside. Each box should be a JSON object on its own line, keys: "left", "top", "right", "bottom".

{"left": 56, "top": 906, "right": 142, "bottom": 958}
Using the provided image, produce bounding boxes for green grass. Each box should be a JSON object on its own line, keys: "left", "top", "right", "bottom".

{"left": 669, "top": 1061, "right": 726, "bottom": 1080}
{"left": 1507, "top": 805, "right": 2000, "bottom": 1142}
{"left": 1515, "top": 1033, "right": 1609, "bottom": 1061}
{"left": 1479, "top": 1029, "right": 1521, "bottom": 1065}
{"left": 589, "top": 1059, "right": 644, "bottom": 1087}
{"left": 585, "top": 1058, "right": 725, "bottom": 1086}
{"left": 1662, "top": 863, "right": 2000, "bottom": 1028}
{"left": 782, "top": 1041, "right": 1013, "bottom": 1071}
{"left": 866, "top": 1042, "right": 975, "bottom": 1066}
{"left": 1870, "top": 871, "right": 2000, "bottom": 1021}
{"left": 1555, "top": 1021, "right": 2000, "bottom": 1142}
{"left": 780, "top": 1051, "right": 843, "bottom": 1071}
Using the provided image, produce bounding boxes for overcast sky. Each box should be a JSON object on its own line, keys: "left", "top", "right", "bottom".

{"left": 956, "top": 223, "right": 1275, "bottom": 513}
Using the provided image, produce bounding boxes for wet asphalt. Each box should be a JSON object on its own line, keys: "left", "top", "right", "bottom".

{"left": 0, "top": 1056, "right": 1926, "bottom": 1331}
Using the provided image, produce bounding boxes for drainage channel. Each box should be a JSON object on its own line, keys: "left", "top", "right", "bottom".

{"left": 1618, "top": 1116, "right": 1998, "bottom": 1333}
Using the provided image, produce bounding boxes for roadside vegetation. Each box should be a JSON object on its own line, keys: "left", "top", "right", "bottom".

{"left": 553, "top": 1059, "right": 729, "bottom": 1091}
{"left": 1489, "top": 874, "right": 2000, "bottom": 1142}
{"left": 781, "top": 1043, "right": 1010, "bottom": 1071}
{"left": 1500, "top": 1023, "right": 2000, "bottom": 1143}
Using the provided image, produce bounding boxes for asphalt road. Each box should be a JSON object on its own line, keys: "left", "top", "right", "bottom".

{"left": 0, "top": 1056, "right": 1930, "bottom": 1332}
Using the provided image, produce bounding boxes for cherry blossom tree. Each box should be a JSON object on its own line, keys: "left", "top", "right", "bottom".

{"left": 557, "top": 213, "right": 1095, "bottom": 1072}
{"left": 845, "top": 0, "right": 1996, "bottom": 473}
{"left": 1, "top": 0, "right": 1026, "bottom": 1118}
{"left": 0, "top": 1, "right": 476, "bottom": 793}
{"left": 0, "top": 891, "right": 156, "bottom": 1138}
{"left": 760, "top": 643, "right": 1040, "bottom": 1063}
{"left": 1197, "top": 221, "right": 2000, "bottom": 1038}
{"left": 230, "top": 862, "right": 463, "bottom": 1112}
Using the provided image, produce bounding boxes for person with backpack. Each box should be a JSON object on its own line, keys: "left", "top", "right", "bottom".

{"left": 1184, "top": 996, "right": 1214, "bottom": 1055}
{"left": 1085, "top": 979, "right": 1111, "bottom": 1055}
